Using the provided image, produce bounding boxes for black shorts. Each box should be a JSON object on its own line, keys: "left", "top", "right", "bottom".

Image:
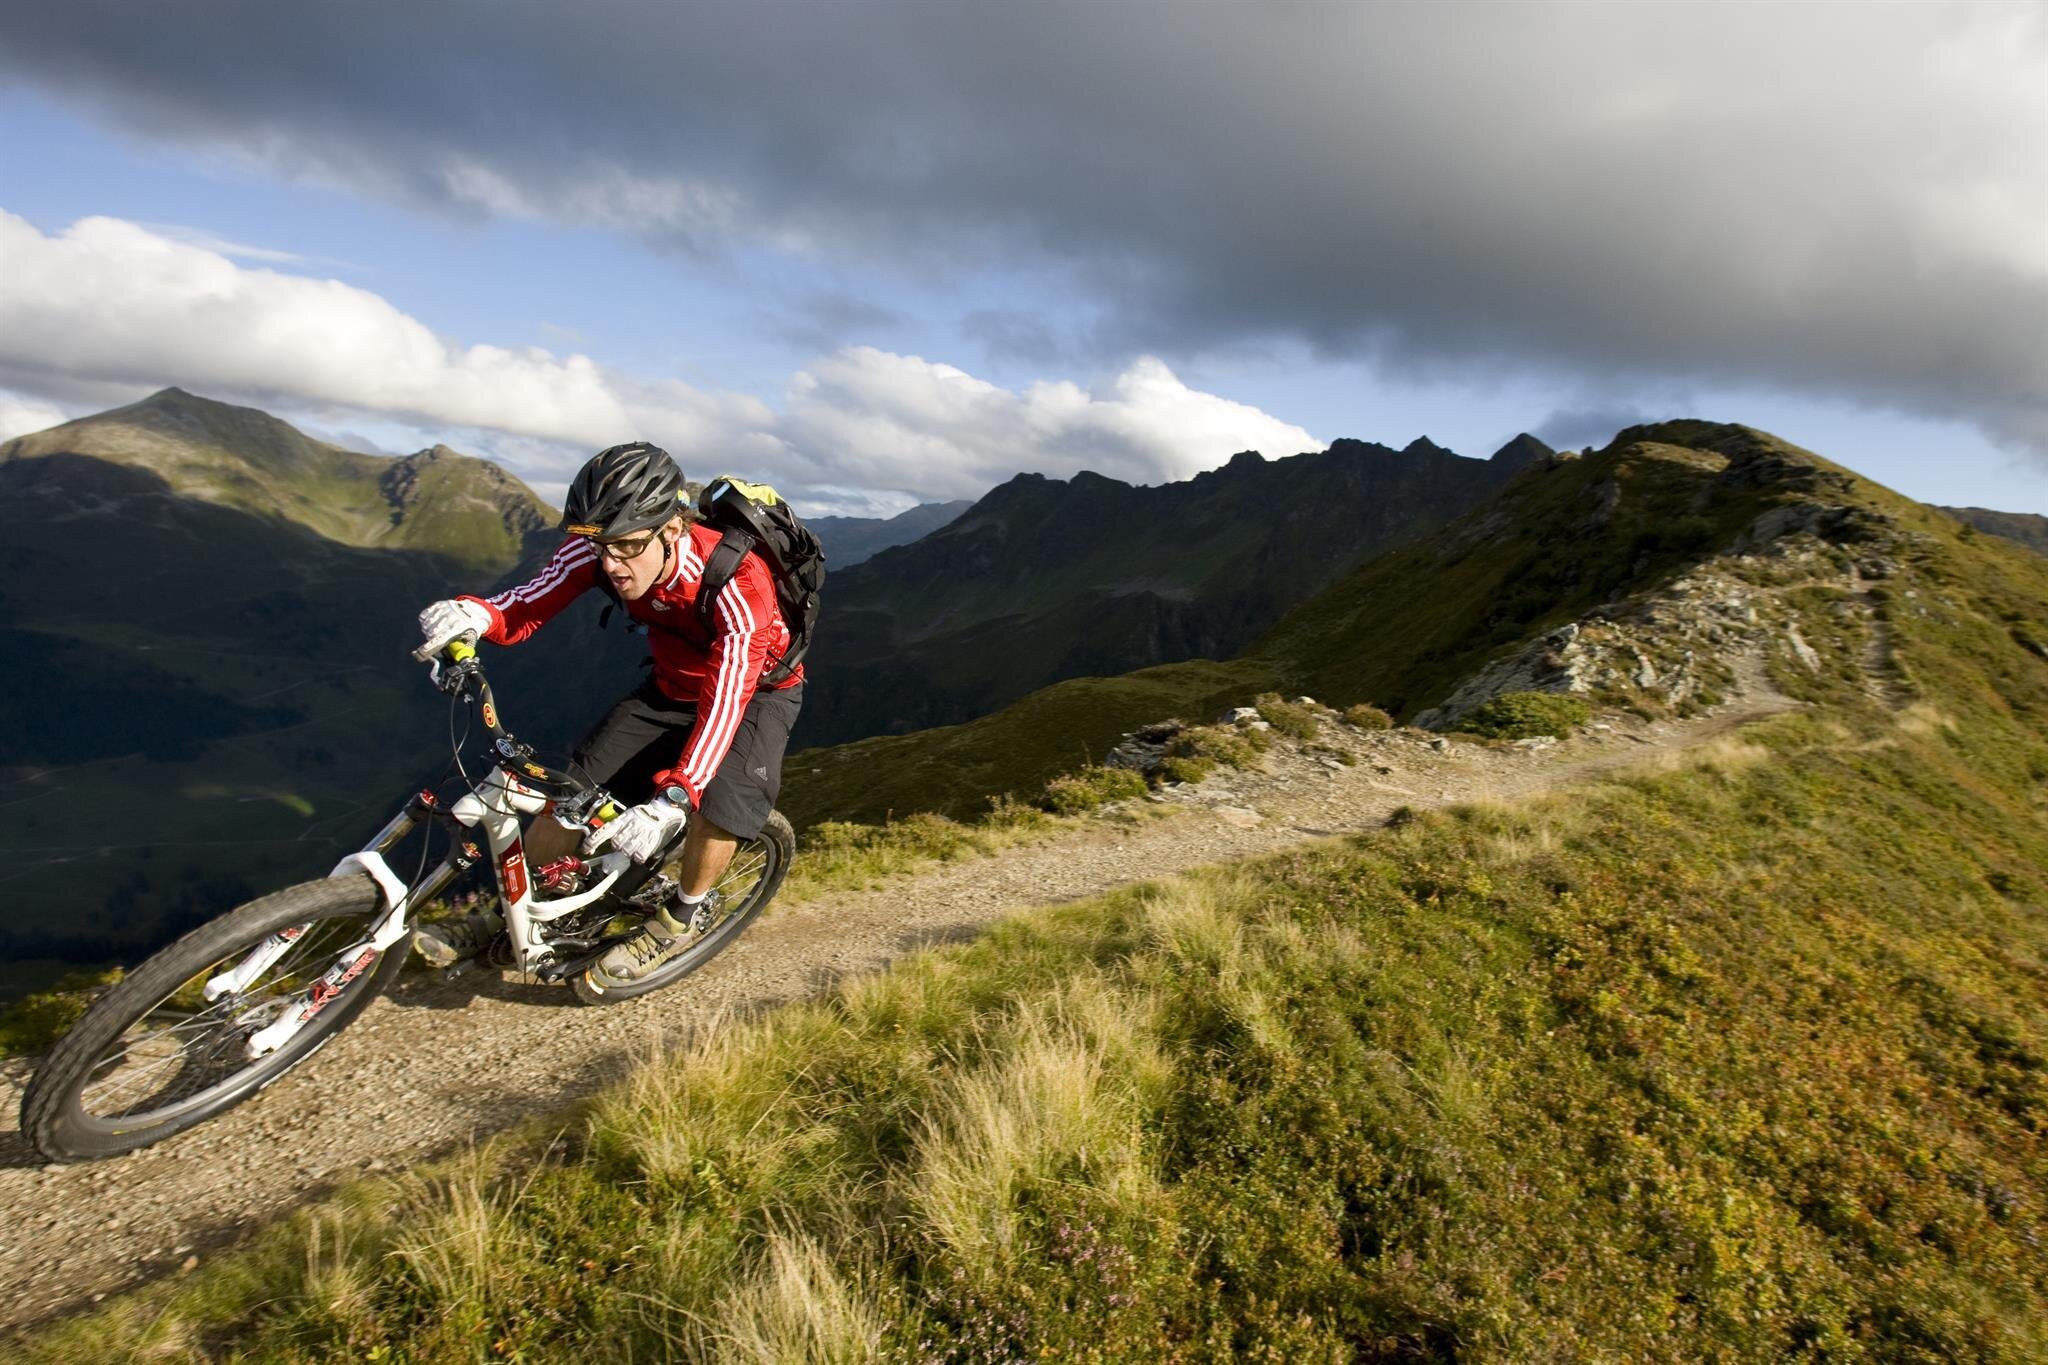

{"left": 569, "top": 679, "right": 803, "bottom": 840}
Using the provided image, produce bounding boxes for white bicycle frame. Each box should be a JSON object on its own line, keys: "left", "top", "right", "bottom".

{"left": 216, "top": 757, "right": 650, "bottom": 1058}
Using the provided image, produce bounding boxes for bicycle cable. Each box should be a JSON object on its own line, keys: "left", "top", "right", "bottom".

{"left": 448, "top": 685, "right": 481, "bottom": 801}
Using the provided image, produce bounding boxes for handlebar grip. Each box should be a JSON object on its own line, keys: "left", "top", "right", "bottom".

{"left": 411, "top": 632, "right": 480, "bottom": 664}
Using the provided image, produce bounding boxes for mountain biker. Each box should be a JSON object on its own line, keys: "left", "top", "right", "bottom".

{"left": 409, "top": 441, "right": 804, "bottom": 984}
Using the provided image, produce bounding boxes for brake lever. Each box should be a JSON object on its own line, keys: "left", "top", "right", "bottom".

{"left": 430, "top": 652, "right": 482, "bottom": 694}
{"left": 552, "top": 784, "right": 622, "bottom": 835}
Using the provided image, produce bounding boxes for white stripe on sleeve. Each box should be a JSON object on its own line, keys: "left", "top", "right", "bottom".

{"left": 488, "top": 540, "right": 595, "bottom": 610}
{"left": 681, "top": 580, "right": 758, "bottom": 788}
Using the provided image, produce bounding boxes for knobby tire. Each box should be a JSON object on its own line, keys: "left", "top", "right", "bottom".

{"left": 571, "top": 810, "right": 794, "bottom": 1004}
{"left": 21, "top": 875, "right": 407, "bottom": 1162}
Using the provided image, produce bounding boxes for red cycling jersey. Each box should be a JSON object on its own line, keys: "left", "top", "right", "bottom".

{"left": 461, "top": 525, "right": 803, "bottom": 807}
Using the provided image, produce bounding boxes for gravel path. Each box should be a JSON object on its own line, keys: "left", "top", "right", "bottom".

{"left": 0, "top": 681, "right": 1795, "bottom": 1328}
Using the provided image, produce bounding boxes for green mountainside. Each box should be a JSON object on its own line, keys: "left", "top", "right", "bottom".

{"left": 0, "top": 396, "right": 639, "bottom": 971}
{"left": 808, "top": 499, "right": 973, "bottom": 567}
{"left": 798, "top": 435, "right": 1547, "bottom": 746}
{"left": 0, "top": 388, "right": 556, "bottom": 573}
{"left": 1940, "top": 505, "right": 2048, "bottom": 557}
{"left": 31, "top": 421, "right": 2048, "bottom": 1359}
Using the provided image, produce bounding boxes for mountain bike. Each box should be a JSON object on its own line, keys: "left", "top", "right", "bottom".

{"left": 21, "top": 638, "right": 794, "bottom": 1162}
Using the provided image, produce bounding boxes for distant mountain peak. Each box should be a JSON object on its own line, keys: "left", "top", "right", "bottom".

{"left": 3, "top": 387, "right": 553, "bottom": 573}
{"left": 133, "top": 385, "right": 271, "bottom": 422}
{"left": 1401, "top": 436, "right": 1458, "bottom": 458}
{"left": 1488, "top": 432, "right": 1556, "bottom": 465}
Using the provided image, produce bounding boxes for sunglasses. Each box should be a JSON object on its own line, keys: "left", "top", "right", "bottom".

{"left": 585, "top": 530, "right": 661, "bottom": 561}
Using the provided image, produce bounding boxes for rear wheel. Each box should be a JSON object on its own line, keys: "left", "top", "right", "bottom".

{"left": 572, "top": 810, "right": 794, "bottom": 1004}
{"left": 20, "top": 876, "right": 406, "bottom": 1162}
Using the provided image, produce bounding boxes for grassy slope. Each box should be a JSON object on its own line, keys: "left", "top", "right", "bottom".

{"left": 25, "top": 433, "right": 2048, "bottom": 1360}
{"left": 782, "top": 657, "right": 1274, "bottom": 828}
{"left": 1940, "top": 507, "right": 2048, "bottom": 559}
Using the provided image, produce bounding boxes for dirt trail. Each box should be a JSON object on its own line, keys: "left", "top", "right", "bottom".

{"left": 0, "top": 679, "right": 1798, "bottom": 1329}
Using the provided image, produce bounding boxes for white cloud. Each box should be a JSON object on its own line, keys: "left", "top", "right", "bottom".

{"left": 777, "top": 348, "right": 1318, "bottom": 499}
{"left": 0, "top": 389, "right": 69, "bottom": 441}
{"left": 0, "top": 211, "right": 633, "bottom": 442}
{"left": 135, "top": 221, "right": 365, "bottom": 271}
{"left": 0, "top": 213, "right": 1318, "bottom": 509}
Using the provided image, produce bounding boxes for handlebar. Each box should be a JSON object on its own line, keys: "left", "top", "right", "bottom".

{"left": 425, "top": 637, "right": 620, "bottom": 827}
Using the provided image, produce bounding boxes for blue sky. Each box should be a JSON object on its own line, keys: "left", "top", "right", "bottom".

{"left": 0, "top": 3, "right": 2042, "bottom": 517}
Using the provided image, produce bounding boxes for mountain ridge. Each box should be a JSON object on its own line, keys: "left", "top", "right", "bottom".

{"left": 1938, "top": 504, "right": 2048, "bottom": 557}
{"left": 806, "top": 499, "right": 974, "bottom": 567}
{"left": 797, "top": 431, "right": 1554, "bottom": 746}
{"left": 0, "top": 388, "right": 555, "bottom": 574}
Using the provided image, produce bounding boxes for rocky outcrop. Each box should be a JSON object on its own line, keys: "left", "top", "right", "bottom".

{"left": 1415, "top": 517, "right": 1906, "bottom": 730}
{"left": 1104, "top": 720, "right": 1188, "bottom": 774}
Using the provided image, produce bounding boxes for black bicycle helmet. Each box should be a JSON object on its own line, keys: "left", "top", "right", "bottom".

{"left": 560, "top": 442, "right": 686, "bottom": 539}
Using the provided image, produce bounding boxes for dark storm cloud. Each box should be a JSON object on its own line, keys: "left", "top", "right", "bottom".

{"left": 1533, "top": 403, "right": 1661, "bottom": 453}
{"left": 759, "top": 288, "right": 909, "bottom": 355}
{"left": 959, "top": 308, "right": 1067, "bottom": 368}
{"left": 2, "top": 0, "right": 2042, "bottom": 458}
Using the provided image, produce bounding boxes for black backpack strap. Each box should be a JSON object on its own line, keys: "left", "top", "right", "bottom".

{"left": 696, "top": 528, "right": 756, "bottom": 634}
{"left": 697, "top": 527, "right": 802, "bottom": 684}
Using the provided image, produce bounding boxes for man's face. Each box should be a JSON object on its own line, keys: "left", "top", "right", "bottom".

{"left": 592, "top": 521, "right": 677, "bottom": 601}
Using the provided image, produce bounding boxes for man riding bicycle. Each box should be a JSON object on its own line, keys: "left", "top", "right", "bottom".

{"left": 410, "top": 441, "right": 804, "bottom": 986}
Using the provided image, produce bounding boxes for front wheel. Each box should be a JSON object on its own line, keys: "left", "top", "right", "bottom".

{"left": 572, "top": 810, "right": 794, "bottom": 1004}
{"left": 20, "top": 875, "right": 407, "bottom": 1162}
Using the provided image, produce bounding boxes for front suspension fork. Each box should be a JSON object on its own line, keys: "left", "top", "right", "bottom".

{"left": 228, "top": 790, "right": 480, "bottom": 1058}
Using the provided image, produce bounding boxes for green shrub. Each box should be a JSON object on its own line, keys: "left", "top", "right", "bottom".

{"left": 1253, "top": 692, "right": 1320, "bottom": 741}
{"left": 1459, "top": 691, "right": 1592, "bottom": 740}
{"left": 1343, "top": 703, "right": 1394, "bottom": 730}
{"left": 1157, "top": 755, "right": 1215, "bottom": 785}
{"left": 1167, "top": 725, "right": 1263, "bottom": 770}
{"left": 1041, "top": 765, "right": 1148, "bottom": 814}
{"left": 983, "top": 794, "right": 1056, "bottom": 832}
{"left": 0, "top": 967, "right": 123, "bottom": 1058}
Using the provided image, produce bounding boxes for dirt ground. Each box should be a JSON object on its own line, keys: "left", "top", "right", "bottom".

{"left": 0, "top": 676, "right": 1797, "bottom": 1329}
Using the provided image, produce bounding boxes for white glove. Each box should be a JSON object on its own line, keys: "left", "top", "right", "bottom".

{"left": 584, "top": 794, "right": 689, "bottom": 863}
{"left": 414, "top": 598, "right": 492, "bottom": 661}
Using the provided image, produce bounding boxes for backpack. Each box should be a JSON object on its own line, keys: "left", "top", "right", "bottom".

{"left": 593, "top": 478, "right": 824, "bottom": 687}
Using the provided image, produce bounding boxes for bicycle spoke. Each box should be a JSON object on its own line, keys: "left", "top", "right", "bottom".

{"left": 74, "top": 916, "right": 379, "bottom": 1123}
{"left": 714, "top": 845, "right": 767, "bottom": 894}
